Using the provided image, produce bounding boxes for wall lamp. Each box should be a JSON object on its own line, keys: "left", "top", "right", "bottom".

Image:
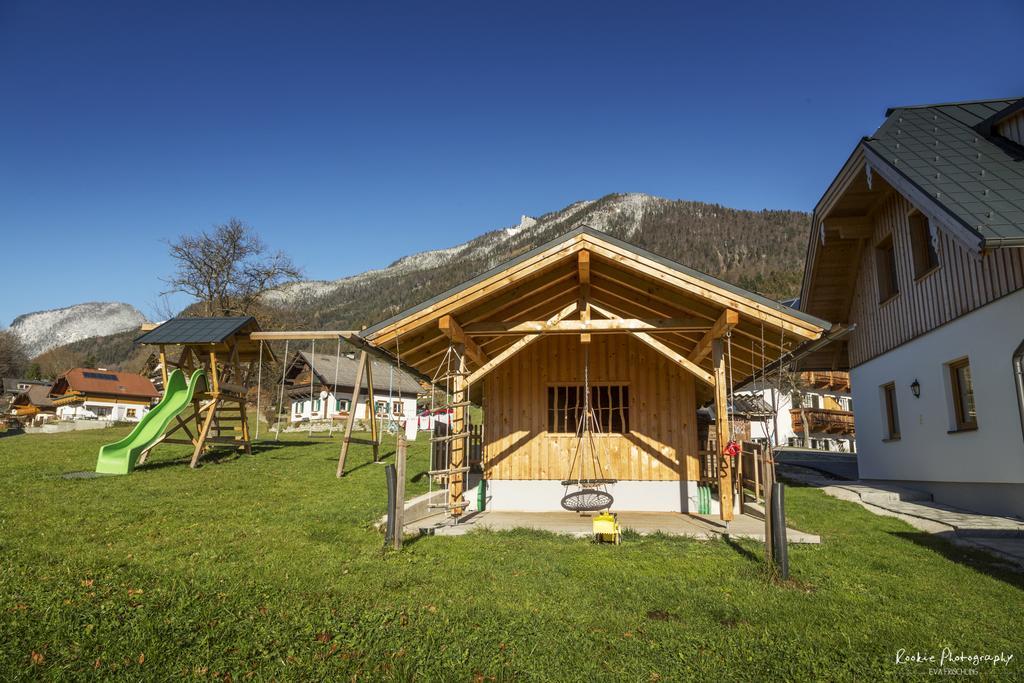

{"left": 910, "top": 379, "right": 921, "bottom": 398}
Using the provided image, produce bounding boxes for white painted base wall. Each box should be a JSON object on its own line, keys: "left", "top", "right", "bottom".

{"left": 851, "top": 288, "right": 1024, "bottom": 517}
{"left": 56, "top": 402, "right": 149, "bottom": 422}
{"left": 289, "top": 393, "right": 417, "bottom": 424}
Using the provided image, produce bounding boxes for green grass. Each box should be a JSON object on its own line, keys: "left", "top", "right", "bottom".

{"left": 1, "top": 427, "right": 1022, "bottom": 681}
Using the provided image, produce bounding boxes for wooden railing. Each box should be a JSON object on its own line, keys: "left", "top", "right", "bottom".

{"left": 790, "top": 407, "right": 856, "bottom": 435}
{"left": 700, "top": 438, "right": 769, "bottom": 503}
{"left": 798, "top": 371, "right": 851, "bottom": 392}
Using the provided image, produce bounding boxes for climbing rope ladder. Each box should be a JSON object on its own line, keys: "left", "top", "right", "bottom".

{"left": 426, "top": 343, "right": 474, "bottom": 521}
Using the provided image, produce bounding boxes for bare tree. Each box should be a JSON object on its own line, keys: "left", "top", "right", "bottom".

{"left": 162, "top": 219, "right": 302, "bottom": 317}
{"left": 0, "top": 330, "right": 30, "bottom": 377}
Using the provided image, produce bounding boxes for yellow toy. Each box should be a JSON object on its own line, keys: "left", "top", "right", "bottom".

{"left": 592, "top": 511, "right": 621, "bottom": 544}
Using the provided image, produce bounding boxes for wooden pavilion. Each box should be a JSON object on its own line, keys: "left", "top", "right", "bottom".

{"left": 360, "top": 227, "right": 829, "bottom": 520}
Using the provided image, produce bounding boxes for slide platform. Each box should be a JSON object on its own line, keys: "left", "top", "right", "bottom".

{"left": 95, "top": 368, "right": 206, "bottom": 475}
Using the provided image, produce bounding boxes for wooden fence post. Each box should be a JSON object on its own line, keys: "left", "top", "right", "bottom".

{"left": 393, "top": 432, "right": 407, "bottom": 549}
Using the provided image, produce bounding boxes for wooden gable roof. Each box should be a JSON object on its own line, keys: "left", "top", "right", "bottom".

{"left": 361, "top": 226, "right": 828, "bottom": 387}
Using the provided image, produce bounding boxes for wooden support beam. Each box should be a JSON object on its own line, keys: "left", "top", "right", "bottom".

{"left": 336, "top": 350, "right": 369, "bottom": 477}
{"left": 589, "top": 303, "right": 715, "bottom": 386}
{"left": 250, "top": 330, "right": 359, "bottom": 341}
{"left": 579, "top": 251, "right": 591, "bottom": 344}
{"left": 824, "top": 216, "right": 873, "bottom": 240}
{"left": 688, "top": 309, "right": 740, "bottom": 364}
{"left": 462, "top": 317, "right": 708, "bottom": 335}
{"left": 712, "top": 338, "right": 734, "bottom": 521}
{"left": 466, "top": 302, "right": 577, "bottom": 385}
{"left": 438, "top": 315, "right": 489, "bottom": 367}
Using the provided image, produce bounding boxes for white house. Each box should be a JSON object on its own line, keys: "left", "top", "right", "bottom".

{"left": 49, "top": 368, "right": 159, "bottom": 422}
{"left": 740, "top": 371, "right": 856, "bottom": 453}
{"left": 798, "top": 96, "right": 1024, "bottom": 517}
{"left": 282, "top": 351, "right": 420, "bottom": 426}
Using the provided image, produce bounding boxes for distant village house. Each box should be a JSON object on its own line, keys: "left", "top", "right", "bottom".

{"left": 50, "top": 368, "right": 159, "bottom": 422}
{"left": 282, "top": 351, "right": 420, "bottom": 424}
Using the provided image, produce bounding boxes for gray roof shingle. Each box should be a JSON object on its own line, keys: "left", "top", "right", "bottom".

{"left": 135, "top": 317, "right": 256, "bottom": 344}
{"left": 867, "top": 97, "right": 1024, "bottom": 246}
{"left": 290, "top": 351, "right": 421, "bottom": 396}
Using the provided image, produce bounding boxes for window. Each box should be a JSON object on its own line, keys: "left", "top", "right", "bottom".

{"left": 909, "top": 212, "right": 939, "bottom": 278}
{"left": 392, "top": 401, "right": 403, "bottom": 415}
{"left": 882, "top": 382, "right": 900, "bottom": 440}
{"left": 126, "top": 408, "right": 137, "bottom": 418}
{"left": 83, "top": 371, "right": 119, "bottom": 381}
{"left": 875, "top": 235, "right": 899, "bottom": 303}
{"left": 375, "top": 400, "right": 388, "bottom": 416}
{"left": 546, "top": 385, "right": 630, "bottom": 434}
{"left": 313, "top": 399, "right": 321, "bottom": 412}
{"left": 335, "top": 398, "right": 349, "bottom": 413}
{"left": 948, "top": 358, "right": 977, "bottom": 431}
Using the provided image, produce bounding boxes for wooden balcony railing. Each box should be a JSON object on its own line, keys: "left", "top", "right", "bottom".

{"left": 790, "top": 407, "right": 855, "bottom": 436}
{"left": 798, "top": 371, "right": 851, "bottom": 392}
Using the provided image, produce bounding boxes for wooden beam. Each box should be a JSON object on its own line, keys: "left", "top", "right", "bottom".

{"left": 712, "top": 338, "right": 734, "bottom": 521}
{"left": 462, "top": 317, "right": 708, "bottom": 335}
{"left": 688, "top": 309, "right": 740, "bottom": 364}
{"left": 578, "top": 251, "right": 591, "bottom": 344}
{"left": 589, "top": 303, "right": 714, "bottom": 386}
{"left": 449, "top": 344, "right": 468, "bottom": 517}
{"left": 824, "top": 216, "right": 873, "bottom": 240}
{"left": 466, "top": 302, "right": 578, "bottom": 385}
{"left": 336, "top": 350, "right": 369, "bottom": 477}
{"left": 438, "top": 315, "right": 489, "bottom": 367}
{"left": 250, "top": 330, "right": 358, "bottom": 341}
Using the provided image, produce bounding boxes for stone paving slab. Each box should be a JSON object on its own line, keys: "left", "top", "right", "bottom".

{"left": 407, "top": 509, "right": 820, "bottom": 543}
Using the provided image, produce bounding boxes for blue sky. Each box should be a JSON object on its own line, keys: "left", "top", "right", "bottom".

{"left": 1, "top": 1, "right": 1021, "bottom": 325}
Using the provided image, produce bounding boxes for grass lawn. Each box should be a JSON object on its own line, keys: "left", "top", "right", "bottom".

{"left": 1, "top": 427, "right": 1022, "bottom": 681}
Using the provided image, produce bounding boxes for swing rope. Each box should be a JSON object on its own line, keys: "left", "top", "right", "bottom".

{"left": 274, "top": 340, "right": 289, "bottom": 441}
{"left": 560, "top": 343, "right": 615, "bottom": 513}
{"left": 308, "top": 338, "right": 316, "bottom": 437}
{"left": 328, "top": 335, "right": 342, "bottom": 437}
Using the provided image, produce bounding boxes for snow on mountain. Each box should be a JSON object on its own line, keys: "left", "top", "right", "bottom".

{"left": 265, "top": 192, "right": 663, "bottom": 305}
{"left": 8, "top": 302, "right": 146, "bottom": 357}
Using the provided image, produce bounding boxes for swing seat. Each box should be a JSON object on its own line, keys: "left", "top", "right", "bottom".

{"left": 561, "top": 488, "right": 614, "bottom": 513}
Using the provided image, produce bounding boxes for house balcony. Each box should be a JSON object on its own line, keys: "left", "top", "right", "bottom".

{"left": 798, "top": 371, "right": 851, "bottom": 392}
{"left": 790, "top": 407, "right": 855, "bottom": 436}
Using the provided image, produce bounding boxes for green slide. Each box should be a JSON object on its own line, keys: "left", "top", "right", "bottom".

{"left": 95, "top": 368, "right": 206, "bottom": 475}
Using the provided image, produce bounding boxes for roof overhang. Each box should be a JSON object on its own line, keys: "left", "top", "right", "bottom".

{"left": 360, "top": 226, "right": 829, "bottom": 390}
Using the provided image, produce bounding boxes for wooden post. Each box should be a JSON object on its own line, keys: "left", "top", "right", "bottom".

{"left": 190, "top": 400, "right": 218, "bottom": 468}
{"left": 158, "top": 345, "right": 169, "bottom": 389}
{"left": 763, "top": 444, "right": 776, "bottom": 565}
{"left": 336, "top": 351, "right": 368, "bottom": 477}
{"left": 364, "top": 355, "right": 380, "bottom": 462}
{"left": 393, "top": 432, "right": 407, "bottom": 549}
{"left": 450, "top": 343, "right": 467, "bottom": 516}
{"left": 712, "top": 338, "right": 733, "bottom": 521}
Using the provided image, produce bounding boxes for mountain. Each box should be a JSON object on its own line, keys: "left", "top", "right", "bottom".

{"left": 11, "top": 193, "right": 811, "bottom": 370}
{"left": 8, "top": 302, "right": 146, "bottom": 358}
{"left": 264, "top": 192, "right": 810, "bottom": 330}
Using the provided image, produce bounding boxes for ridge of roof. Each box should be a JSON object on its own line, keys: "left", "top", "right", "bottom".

{"left": 884, "top": 97, "right": 1021, "bottom": 117}
{"left": 360, "top": 225, "right": 829, "bottom": 338}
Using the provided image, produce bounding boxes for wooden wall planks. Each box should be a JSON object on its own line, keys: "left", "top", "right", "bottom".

{"left": 848, "top": 193, "right": 1024, "bottom": 367}
{"left": 481, "top": 334, "right": 700, "bottom": 481}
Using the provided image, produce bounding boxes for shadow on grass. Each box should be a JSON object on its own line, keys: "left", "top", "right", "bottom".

{"left": 723, "top": 535, "right": 761, "bottom": 564}
{"left": 890, "top": 531, "right": 1024, "bottom": 591}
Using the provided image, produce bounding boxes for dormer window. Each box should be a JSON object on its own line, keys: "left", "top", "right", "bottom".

{"left": 909, "top": 212, "right": 939, "bottom": 279}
